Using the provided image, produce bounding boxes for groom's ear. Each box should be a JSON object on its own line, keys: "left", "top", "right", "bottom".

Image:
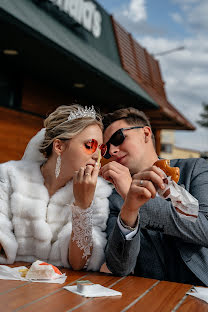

{"left": 143, "top": 126, "right": 152, "bottom": 143}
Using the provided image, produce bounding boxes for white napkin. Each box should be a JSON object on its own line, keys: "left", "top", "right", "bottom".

{"left": 0, "top": 265, "right": 67, "bottom": 284}
{"left": 187, "top": 287, "right": 208, "bottom": 303}
{"left": 64, "top": 284, "right": 122, "bottom": 297}
{"left": 157, "top": 176, "right": 199, "bottom": 222}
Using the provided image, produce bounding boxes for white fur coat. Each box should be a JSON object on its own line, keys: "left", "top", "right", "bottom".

{"left": 0, "top": 133, "right": 112, "bottom": 270}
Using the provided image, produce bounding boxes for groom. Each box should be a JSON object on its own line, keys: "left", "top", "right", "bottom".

{"left": 100, "top": 107, "right": 208, "bottom": 286}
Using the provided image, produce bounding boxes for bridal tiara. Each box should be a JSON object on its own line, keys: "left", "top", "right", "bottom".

{"left": 51, "top": 105, "right": 97, "bottom": 131}
{"left": 67, "top": 105, "right": 96, "bottom": 122}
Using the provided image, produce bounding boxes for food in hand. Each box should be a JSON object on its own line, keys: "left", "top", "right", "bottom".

{"left": 97, "top": 149, "right": 101, "bottom": 166}
{"left": 26, "top": 260, "right": 62, "bottom": 280}
{"left": 154, "top": 159, "right": 180, "bottom": 183}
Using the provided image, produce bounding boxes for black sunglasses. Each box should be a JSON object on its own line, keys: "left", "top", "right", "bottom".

{"left": 104, "top": 126, "right": 143, "bottom": 159}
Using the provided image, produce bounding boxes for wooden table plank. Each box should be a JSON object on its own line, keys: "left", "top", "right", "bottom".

{"left": 72, "top": 276, "right": 158, "bottom": 312}
{"left": 0, "top": 280, "right": 30, "bottom": 293}
{"left": 125, "top": 280, "right": 192, "bottom": 312}
{"left": 1, "top": 263, "right": 207, "bottom": 312}
{"left": 17, "top": 272, "right": 123, "bottom": 312}
{"left": 177, "top": 295, "right": 208, "bottom": 312}
{"left": 0, "top": 270, "right": 87, "bottom": 312}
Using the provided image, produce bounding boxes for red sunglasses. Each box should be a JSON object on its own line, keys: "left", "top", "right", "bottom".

{"left": 83, "top": 139, "right": 107, "bottom": 157}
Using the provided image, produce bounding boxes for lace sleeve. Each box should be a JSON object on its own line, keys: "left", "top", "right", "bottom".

{"left": 71, "top": 204, "right": 93, "bottom": 259}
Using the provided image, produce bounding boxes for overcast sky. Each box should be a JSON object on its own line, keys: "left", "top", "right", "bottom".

{"left": 97, "top": 0, "right": 208, "bottom": 152}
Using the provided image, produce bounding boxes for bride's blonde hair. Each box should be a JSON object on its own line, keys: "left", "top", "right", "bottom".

{"left": 39, "top": 104, "right": 102, "bottom": 157}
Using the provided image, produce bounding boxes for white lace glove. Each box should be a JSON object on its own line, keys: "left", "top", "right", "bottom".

{"left": 71, "top": 204, "right": 93, "bottom": 259}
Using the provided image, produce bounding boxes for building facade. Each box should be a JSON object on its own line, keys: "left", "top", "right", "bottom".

{"left": 0, "top": 0, "right": 195, "bottom": 162}
{"left": 160, "top": 130, "right": 200, "bottom": 159}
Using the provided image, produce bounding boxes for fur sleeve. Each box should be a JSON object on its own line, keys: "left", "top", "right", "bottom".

{"left": 55, "top": 222, "right": 72, "bottom": 268}
{"left": 0, "top": 163, "right": 18, "bottom": 264}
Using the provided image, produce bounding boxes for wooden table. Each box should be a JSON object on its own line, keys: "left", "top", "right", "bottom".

{"left": 0, "top": 262, "right": 207, "bottom": 312}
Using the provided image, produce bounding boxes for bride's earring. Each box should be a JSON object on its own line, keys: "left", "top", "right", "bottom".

{"left": 55, "top": 155, "right": 61, "bottom": 178}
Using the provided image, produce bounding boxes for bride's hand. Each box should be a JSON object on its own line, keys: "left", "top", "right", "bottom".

{"left": 73, "top": 163, "right": 99, "bottom": 209}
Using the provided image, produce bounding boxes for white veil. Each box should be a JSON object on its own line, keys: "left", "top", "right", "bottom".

{"left": 22, "top": 128, "right": 46, "bottom": 162}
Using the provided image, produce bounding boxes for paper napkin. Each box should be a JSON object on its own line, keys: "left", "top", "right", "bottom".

{"left": 0, "top": 265, "right": 66, "bottom": 284}
{"left": 187, "top": 287, "right": 208, "bottom": 303}
{"left": 64, "top": 283, "right": 122, "bottom": 297}
{"left": 157, "top": 176, "right": 198, "bottom": 222}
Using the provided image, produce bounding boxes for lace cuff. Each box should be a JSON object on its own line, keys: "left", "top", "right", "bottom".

{"left": 71, "top": 204, "right": 93, "bottom": 259}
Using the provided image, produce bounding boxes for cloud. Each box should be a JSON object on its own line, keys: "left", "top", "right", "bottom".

{"left": 171, "top": 12, "right": 183, "bottom": 24}
{"left": 120, "top": 0, "right": 147, "bottom": 22}
{"left": 113, "top": 0, "right": 166, "bottom": 36}
{"left": 187, "top": 2, "right": 208, "bottom": 32}
{"left": 172, "top": 0, "right": 208, "bottom": 33}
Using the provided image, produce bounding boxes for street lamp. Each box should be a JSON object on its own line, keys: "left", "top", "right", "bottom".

{"left": 153, "top": 46, "right": 185, "bottom": 57}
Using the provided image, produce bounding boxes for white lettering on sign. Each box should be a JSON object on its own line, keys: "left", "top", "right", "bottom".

{"left": 49, "top": 0, "right": 102, "bottom": 38}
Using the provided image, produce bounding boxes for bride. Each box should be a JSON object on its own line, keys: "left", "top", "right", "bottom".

{"left": 0, "top": 104, "right": 112, "bottom": 271}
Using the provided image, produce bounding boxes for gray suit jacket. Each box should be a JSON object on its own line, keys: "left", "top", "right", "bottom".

{"left": 105, "top": 158, "right": 208, "bottom": 286}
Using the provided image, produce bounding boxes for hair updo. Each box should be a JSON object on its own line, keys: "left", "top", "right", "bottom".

{"left": 39, "top": 104, "right": 102, "bottom": 158}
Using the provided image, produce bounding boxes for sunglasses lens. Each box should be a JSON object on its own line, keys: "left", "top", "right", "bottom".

{"left": 103, "top": 129, "right": 125, "bottom": 159}
{"left": 99, "top": 144, "right": 107, "bottom": 157}
{"left": 84, "top": 139, "right": 98, "bottom": 154}
{"left": 110, "top": 129, "right": 125, "bottom": 146}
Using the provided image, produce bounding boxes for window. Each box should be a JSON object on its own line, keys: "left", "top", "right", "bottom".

{"left": 161, "top": 143, "right": 172, "bottom": 153}
{"left": 0, "top": 72, "right": 21, "bottom": 109}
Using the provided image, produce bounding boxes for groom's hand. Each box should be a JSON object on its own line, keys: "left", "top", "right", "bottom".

{"left": 100, "top": 161, "right": 132, "bottom": 199}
